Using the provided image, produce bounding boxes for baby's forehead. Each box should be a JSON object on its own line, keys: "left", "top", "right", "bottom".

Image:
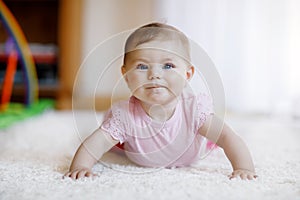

{"left": 127, "top": 40, "right": 190, "bottom": 61}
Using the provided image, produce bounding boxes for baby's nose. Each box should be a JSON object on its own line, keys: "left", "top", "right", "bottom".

{"left": 148, "top": 65, "right": 162, "bottom": 80}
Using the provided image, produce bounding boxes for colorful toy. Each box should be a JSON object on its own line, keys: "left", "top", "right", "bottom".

{"left": 1, "top": 47, "right": 18, "bottom": 110}
{"left": 0, "top": 0, "right": 38, "bottom": 107}
{"left": 0, "top": 0, "right": 54, "bottom": 129}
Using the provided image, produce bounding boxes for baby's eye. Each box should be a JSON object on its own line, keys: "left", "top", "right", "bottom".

{"left": 136, "top": 64, "right": 149, "bottom": 70}
{"left": 162, "top": 63, "right": 175, "bottom": 69}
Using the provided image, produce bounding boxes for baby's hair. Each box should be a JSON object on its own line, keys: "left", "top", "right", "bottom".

{"left": 123, "top": 22, "right": 191, "bottom": 63}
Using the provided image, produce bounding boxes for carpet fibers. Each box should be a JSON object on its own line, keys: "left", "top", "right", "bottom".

{"left": 0, "top": 111, "right": 299, "bottom": 200}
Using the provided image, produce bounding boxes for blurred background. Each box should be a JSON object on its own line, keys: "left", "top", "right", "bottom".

{"left": 1, "top": 0, "right": 299, "bottom": 119}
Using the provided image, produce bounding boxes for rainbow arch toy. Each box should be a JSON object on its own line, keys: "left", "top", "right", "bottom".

{"left": 0, "top": 0, "right": 38, "bottom": 107}
{"left": 0, "top": 0, "right": 54, "bottom": 129}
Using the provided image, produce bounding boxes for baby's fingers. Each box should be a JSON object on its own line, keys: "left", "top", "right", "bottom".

{"left": 246, "top": 174, "right": 258, "bottom": 180}
{"left": 63, "top": 170, "right": 99, "bottom": 180}
{"left": 77, "top": 170, "right": 98, "bottom": 178}
{"left": 62, "top": 170, "right": 84, "bottom": 179}
{"left": 229, "top": 172, "right": 239, "bottom": 180}
{"left": 229, "top": 170, "right": 258, "bottom": 180}
{"left": 78, "top": 169, "right": 93, "bottom": 178}
{"left": 71, "top": 170, "right": 82, "bottom": 179}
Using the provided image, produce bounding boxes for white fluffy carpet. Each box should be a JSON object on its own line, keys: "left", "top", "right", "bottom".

{"left": 0, "top": 110, "right": 299, "bottom": 200}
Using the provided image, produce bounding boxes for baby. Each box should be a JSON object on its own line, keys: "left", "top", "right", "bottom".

{"left": 65, "top": 22, "right": 257, "bottom": 180}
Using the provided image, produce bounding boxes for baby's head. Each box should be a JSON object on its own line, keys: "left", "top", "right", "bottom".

{"left": 123, "top": 22, "right": 191, "bottom": 64}
{"left": 121, "top": 23, "right": 194, "bottom": 106}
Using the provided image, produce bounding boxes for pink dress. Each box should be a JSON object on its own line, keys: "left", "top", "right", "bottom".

{"left": 100, "top": 92, "right": 214, "bottom": 167}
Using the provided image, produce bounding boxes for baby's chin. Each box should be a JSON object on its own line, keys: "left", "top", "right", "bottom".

{"left": 137, "top": 94, "right": 179, "bottom": 106}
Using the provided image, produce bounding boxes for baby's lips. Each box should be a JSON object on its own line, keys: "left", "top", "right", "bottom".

{"left": 144, "top": 82, "right": 167, "bottom": 89}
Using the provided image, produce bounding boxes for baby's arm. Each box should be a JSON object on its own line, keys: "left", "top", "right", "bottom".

{"left": 64, "top": 128, "right": 119, "bottom": 179}
{"left": 199, "top": 115, "right": 257, "bottom": 180}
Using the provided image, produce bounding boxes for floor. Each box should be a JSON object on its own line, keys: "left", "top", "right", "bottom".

{"left": 0, "top": 110, "right": 299, "bottom": 200}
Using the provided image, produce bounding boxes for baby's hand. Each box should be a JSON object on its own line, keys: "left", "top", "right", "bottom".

{"left": 229, "top": 169, "right": 258, "bottom": 180}
{"left": 63, "top": 168, "right": 98, "bottom": 180}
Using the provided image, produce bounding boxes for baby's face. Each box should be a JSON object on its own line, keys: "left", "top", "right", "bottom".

{"left": 122, "top": 40, "right": 194, "bottom": 106}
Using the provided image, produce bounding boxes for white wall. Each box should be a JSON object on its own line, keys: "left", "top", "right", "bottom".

{"left": 75, "top": 0, "right": 300, "bottom": 116}
{"left": 155, "top": 0, "right": 300, "bottom": 115}
{"left": 75, "top": 0, "right": 159, "bottom": 100}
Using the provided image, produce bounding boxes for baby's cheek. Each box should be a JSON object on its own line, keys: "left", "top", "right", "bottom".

{"left": 127, "top": 77, "right": 144, "bottom": 91}
{"left": 169, "top": 73, "right": 186, "bottom": 84}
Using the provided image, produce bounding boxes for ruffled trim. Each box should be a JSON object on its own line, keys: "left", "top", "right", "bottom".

{"left": 101, "top": 109, "right": 126, "bottom": 144}
{"left": 196, "top": 93, "right": 214, "bottom": 127}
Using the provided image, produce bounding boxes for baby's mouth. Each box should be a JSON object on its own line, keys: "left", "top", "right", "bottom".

{"left": 145, "top": 84, "right": 166, "bottom": 89}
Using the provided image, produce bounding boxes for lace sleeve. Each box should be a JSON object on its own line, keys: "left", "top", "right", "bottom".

{"left": 196, "top": 93, "right": 214, "bottom": 128}
{"left": 100, "top": 108, "right": 127, "bottom": 144}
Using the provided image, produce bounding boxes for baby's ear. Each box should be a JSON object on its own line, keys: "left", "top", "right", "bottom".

{"left": 186, "top": 66, "right": 194, "bottom": 81}
{"left": 121, "top": 65, "right": 126, "bottom": 75}
{"left": 121, "top": 66, "right": 128, "bottom": 82}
